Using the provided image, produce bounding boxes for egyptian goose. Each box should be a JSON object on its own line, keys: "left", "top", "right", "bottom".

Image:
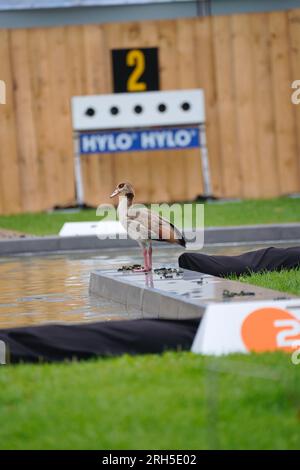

{"left": 110, "top": 182, "right": 186, "bottom": 272}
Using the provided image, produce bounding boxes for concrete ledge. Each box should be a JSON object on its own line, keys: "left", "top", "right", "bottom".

{"left": 0, "top": 223, "right": 299, "bottom": 255}
{"left": 89, "top": 268, "right": 294, "bottom": 320}
{"left": 0, "top": 235, "right": 136, "bottom": 255}
{"left": 205, "top": 223, "right": 300, "bottom": 244}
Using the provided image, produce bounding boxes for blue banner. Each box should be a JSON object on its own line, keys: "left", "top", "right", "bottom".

{"left": 79, "top": 127, "right": 200, "bottom": 154}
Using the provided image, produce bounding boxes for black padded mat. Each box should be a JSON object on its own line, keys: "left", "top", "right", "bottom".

{"left": 179, "top": 246, "right": 300, "bottom": 277}
{"left": 0, "top": 318, "right": 200, "bottom": 364}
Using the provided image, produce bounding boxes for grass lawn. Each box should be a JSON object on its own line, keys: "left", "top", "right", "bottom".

{"left": 0, "top": 197, "right": 299, "bottom": 236}
{"left": 232, "top": 269, "right": 300, "bottom": 296}
{"left": 0, "top": 352, "right": 299, "bottom": 450}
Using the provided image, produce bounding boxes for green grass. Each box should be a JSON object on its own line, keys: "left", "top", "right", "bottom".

{"left": 0, "top": 352, "right": 299, "bottom": 450}
{"left": 0, "top": 197, "right": 299, "bottom": 235}
{"left": 233, "top": 269, "right": 300, "bottom": 296}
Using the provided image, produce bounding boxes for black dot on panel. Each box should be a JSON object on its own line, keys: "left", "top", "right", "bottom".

{"left": 181, "top": 102, "right": 191, "bottom": 111}
{"left": 134, "top": 105, "right": 143, "bottom": 114}
{"left": 158, "top": 103, "right": 167, "bottom": 113}
{"left": 85, "top": 107, "right": 96, "bottom": 117}
{"left": 110, "top": 106, "right": 119, "bottom": 116}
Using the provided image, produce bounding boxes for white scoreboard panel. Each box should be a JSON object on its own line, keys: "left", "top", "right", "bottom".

{"left": 71, "top": 89, "right": 205, "bottom": 131}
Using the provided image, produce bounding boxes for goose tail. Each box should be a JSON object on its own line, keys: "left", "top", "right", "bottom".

{"left": 177, "top": 236, "right": 186, "bottom": 248}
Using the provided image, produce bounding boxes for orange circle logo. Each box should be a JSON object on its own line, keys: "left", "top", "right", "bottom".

{"left": 241, "top": 307, "right": 300, "bottom": 353}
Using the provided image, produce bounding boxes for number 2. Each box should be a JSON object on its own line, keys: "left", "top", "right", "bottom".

{"left": 126, "top": 49, "right": 146, "bottom": 92}
{"left": 274, "top": 319, "right": 300, "bottom": 348}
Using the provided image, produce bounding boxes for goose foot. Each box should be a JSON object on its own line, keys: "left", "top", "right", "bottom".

{"left": 133, "top": 247, "right": 152, "bottom": 272}
{"left": 133, "top": 267, "right": 152, "bottom": 273}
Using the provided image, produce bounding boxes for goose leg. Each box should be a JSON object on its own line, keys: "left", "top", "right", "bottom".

{"left": 143, "top": 247, "right": 149, "bottom": 271}
{"left": 133, "top": 246, "right": 150, "bottom": 272}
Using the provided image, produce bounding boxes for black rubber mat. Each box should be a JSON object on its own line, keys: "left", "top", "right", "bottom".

{"left": 0, "top": 318, "right": 200, "bottom": 364}
{"left": 179, "top": 246, "right": 300, "bottom": 277}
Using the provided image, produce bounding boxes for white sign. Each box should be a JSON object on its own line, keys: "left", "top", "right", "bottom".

{"left": 59, "top": 221, "right": 126, "bottom": 237}
{"left": 192, "top": 299, "right": 300, "bottom": 356}
{"left": 71, "top": 89, "right": 205, "bottom": 131}
{"left": 0, "top": 340, "right": 6, "bottom": 365}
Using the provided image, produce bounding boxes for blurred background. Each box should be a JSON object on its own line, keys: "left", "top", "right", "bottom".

{"left": 1, "top": 0, "right": 300, "bottom": 214}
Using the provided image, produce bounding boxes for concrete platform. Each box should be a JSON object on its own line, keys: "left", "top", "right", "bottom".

{"left": 89, "top": 268, "right": 294, "bottom": 320}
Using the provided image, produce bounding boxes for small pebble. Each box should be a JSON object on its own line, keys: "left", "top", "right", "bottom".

{"left": 118, "top": 264, "right": 142, "bottom": 272}
{"left": 223, "top": 289, "right": 255, "bottom": 298}
{"left": 154, "top": 267, "right": 184, "bottom": 279}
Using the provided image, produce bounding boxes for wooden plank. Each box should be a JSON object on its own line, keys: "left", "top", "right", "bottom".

{"left": 9, "top": 28, "right": 41, "bottom": 212}
{"left": 80, "top": 24, "right": 103, "bottom": 206}
{"left": 176, "top": 18, "right": 203, "bottom": 201}
{"left": 250, "top": 13, "right": 279, "bottom": 197}
{"left": 212, "top": 15, "right": 241, "bottom": 198}
{"left": 66, "top": 25, "right": 86, "bottom": 96}
{"left": 288, "top": 8, "right": 300, "bottom": 186}
{"left": 47, "top": 26, "right": 76, "bottom": 207}
{"left": 66, "top": 25, "right": 114, "bottom": 206}
{"left": 231, "top": 14, "right": 260, "bottom": 198}
{"left": 269, "top": 11, "right": 299, "bottom": 194}
{"left": 65, "top": 25, "right": 88, "bottom": 206}
{"left": 0, "top": 29, "right": 22, "bottom": 214}
{"left": 194, "top": 16, "right": 223, "bottom": 197}
{"left": 27, "top": 28, "right": 56, "bottom": 209}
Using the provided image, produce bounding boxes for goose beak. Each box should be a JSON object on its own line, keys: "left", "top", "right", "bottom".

{"left": 110, "top": 188, "right": 120, "bottom": 198}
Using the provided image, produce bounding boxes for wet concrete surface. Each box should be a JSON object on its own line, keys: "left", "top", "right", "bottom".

{"left": 90, "top": 265, "right": 292, "bottom": 320}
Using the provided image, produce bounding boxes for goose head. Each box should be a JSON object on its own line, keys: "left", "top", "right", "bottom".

{"left": 110, "top": 182, "right": 135, "bottom": 199}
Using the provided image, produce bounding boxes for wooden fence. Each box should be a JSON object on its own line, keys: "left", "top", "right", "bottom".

{"left": 1, "top": 9, "right": 300, "bottom": 213}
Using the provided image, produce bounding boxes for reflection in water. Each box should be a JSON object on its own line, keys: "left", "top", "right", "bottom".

{"left": 145, "top": 273, "right": 154, "bottom": 288}
{"left": 0, "top": 243, "right": 289, "bottom": 328}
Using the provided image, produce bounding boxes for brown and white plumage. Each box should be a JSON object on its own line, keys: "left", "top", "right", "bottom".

{"left": 110, "top": 182, "right": 185, "bottom": 272}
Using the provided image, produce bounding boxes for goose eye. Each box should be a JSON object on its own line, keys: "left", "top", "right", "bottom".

{"left": 118, "top": 183, "right": 125, "bottom": 189}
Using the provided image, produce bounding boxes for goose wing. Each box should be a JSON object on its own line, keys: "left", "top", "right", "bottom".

{"left": 126, "top": 206, "right": 185, "bottom": 245}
